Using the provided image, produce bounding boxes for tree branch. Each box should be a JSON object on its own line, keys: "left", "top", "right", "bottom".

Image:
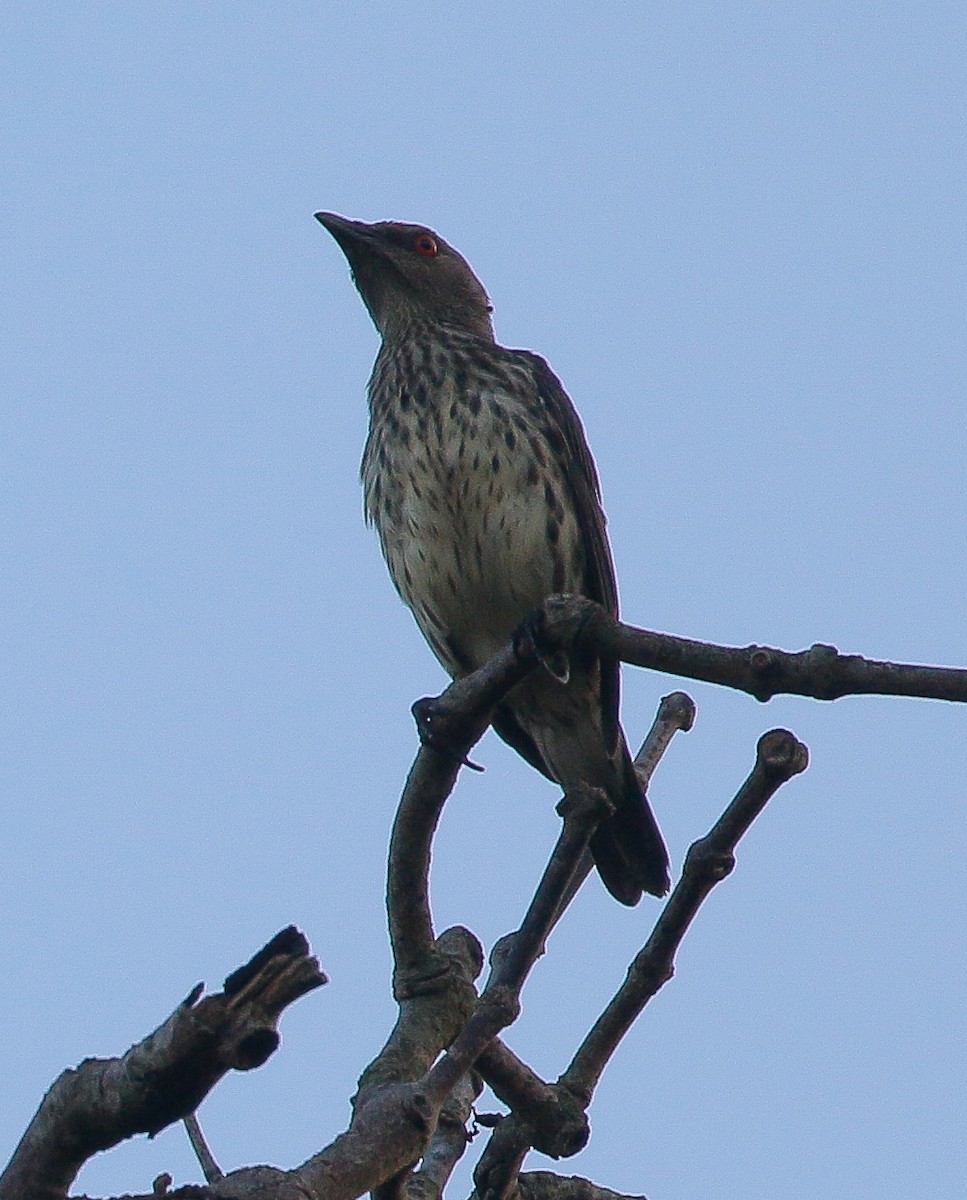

{"left": 472, "top": 693, "right": 694, "bottom": 1165}
{"left": 472, "top": 729, "right": 808, "bottom": 1200}
{"left": 537, "top": 593, "right": 967, "bottom": 703}
{"left": 0, "top": 927, "right": 325, "bottom": 1200}
{"left": 563, "top": 728, "right": 809, "bottom": 1100}
{"left": 335, "top": 639, "right": 630, "bottom": 1200}
{"left": 184, "top": 1112, "right": 224, "bottom": 1183}
{"left": 388, "top": 635, "right": 536, "bottom": 976}
{"left": 516, "top": 1170, "right": 648, "bottom": 1200}
{"left": 11, "top": 593, "right": 905, "bottom": 1200}
{"left": 632, "top": 691, "right": 696, "bottom": 789}
{"left": 398, "top": 1071, "right": 482, "bottom": 1200}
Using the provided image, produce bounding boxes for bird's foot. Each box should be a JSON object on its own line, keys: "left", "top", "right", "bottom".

{"left": 411, "top": 696, "right": 485, "bottom": 771}
{"left": 514, "top": 607, "right": 571, "bottom": 685}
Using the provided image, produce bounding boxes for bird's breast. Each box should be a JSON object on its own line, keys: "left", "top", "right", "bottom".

{"left": 363, "top": 363, "right": 584, "bottom": 673}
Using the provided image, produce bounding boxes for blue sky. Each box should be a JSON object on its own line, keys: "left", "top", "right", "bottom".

{"left": 2, "top": 5, "right": 965, "bottom": 1197}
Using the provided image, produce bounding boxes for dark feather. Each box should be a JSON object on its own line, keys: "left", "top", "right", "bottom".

{"left": 512, "top": 350, "right": 622, "bottom": 755}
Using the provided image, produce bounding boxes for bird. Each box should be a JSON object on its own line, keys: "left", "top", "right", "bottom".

{"left": 316, "top": 212, "right": 669, "bottom": 904}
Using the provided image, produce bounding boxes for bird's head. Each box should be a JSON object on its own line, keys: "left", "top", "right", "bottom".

{"left": 315, "top": 213, "right": 495, "bottom": 342}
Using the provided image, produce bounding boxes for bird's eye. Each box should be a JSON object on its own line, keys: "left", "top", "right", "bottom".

{"left": 414, "top": 233, "right": 438, "bottom": 257}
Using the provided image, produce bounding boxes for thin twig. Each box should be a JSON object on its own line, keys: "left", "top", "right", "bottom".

{"left": 183, "top": 1111, "right": 223, "bottom": 1183}
{"left": 550, "top": 691, "right": 696, "bottom": 920}
{"left": 633, "top": 690, "right": 696, "bottom": 791}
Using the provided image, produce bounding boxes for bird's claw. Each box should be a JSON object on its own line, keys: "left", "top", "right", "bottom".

{"left": 515, "top": 608, "right": 571, "bottom": 685}
{"left": 411, "top": 696, "right": 485, "bottom": 771}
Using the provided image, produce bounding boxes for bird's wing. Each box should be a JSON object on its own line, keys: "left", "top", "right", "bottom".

{"left": 521, "top": 352, "right": 619, "bottom": 617}
{"left": 490, "top": 703, "right": 556, "bottom": 781}
{"left": 500, "top": 349, "right": 623, "bottom": 755}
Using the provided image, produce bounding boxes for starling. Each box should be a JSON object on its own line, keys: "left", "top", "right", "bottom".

{"left": 316, "top": 213, "right": 670, "bottom": 904}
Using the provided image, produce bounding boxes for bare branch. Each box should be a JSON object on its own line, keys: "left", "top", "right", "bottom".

{"left": 421, "top": 778, "right": 609, "bottom": 1118}
{"left": 295, "top": 1078, "right": 451, "bottom": 1200}
{"left": 387, "top": 744, "right": 465, "bottom": 971}
{"left": 632, "top": 691, "right": 696, "bottom": 791}
{"left": 399, "top": 1072, "right": 482, "bottom": 1200}
{"left": 389, "top": 637, "right": 537, "bottom": 975}
{"left": 563, "top": 728, "right": 808, "bottom": 1100}
{"left": 314, "top": 636, "right": 562, "bottom": 1200}
{"left": 393, "top": 785, "right": 615, "bottom": 1192}
{"left": 354, "top": 926, "right": 484, "bottom": 1102}
{"left": 338, "top": 670, "right": 626, "bottom": 1200}
{"left": 549, "top": 691, "right": 696, "bottom": 920}
{"left": 4, "top": 606, "right": 864, "bottom": 1200}
{"left": 487, "top": 784, "right": 612, "bottom": 993}
{"left": 184, "top": 1112, "right": 223, "bottom": 1184}
{"left": 472, "top": 729, "right": 807, "bottom": 1200}
{"left": 471, "top": 692, "right": 694, "bottom": 1174}
{"left": 0, "top": 927, "right": 324, "bottom": 1200}
{"left": 475, "top": 1043, "right": 589, "bottom": 1162}
{"left": 311, "top": 919, "right": 481, "bottom": 1200}
{"left": 517, "top": 1170, "right": 648, "bottom": 1200}
{"left": 537, "top": 593, "right": 967, "bottom": 703}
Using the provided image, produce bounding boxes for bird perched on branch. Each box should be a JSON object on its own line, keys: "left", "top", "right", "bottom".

{"left": 316, "top": 213, "right": 669, "bottom": 904}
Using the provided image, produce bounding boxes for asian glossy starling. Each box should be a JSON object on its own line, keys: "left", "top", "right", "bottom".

{"left": 316, "top": 213, "right": 669, "bottom": 904}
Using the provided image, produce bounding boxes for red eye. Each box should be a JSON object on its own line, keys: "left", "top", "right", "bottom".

{"left": 414, "top": 233, "right": 438, "bottom": 256}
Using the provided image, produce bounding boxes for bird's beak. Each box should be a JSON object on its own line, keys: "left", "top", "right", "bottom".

{"left": 315, "top": 212, "right": 379, "bottom": 259}
{"left": 315, "top": 212, "right": 395, "bottom": 327}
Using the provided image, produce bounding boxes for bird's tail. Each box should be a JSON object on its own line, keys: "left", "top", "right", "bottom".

{"left": 497, "top": 673, "right": 671, "bottom": 906}
{"left": 589, "top": 742, "right": 670, "bottom": 905}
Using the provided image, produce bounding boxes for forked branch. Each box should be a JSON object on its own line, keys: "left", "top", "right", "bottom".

{"left": 5, "top": 591, "right": 871, "bottom": 1200}
{"left": 473, "top": 729, "right": 808, "bottom": 1200}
